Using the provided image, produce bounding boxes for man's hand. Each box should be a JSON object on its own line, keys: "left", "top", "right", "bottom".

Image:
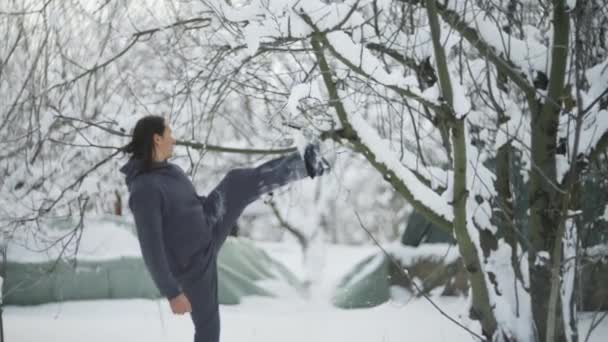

{"left": 169, "top": 293, "right": 192, "bottom": 315}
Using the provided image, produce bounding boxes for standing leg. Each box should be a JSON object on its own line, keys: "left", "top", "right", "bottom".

{"left": 199, "top": 152, "right": 309, "bottom": 252}
{"left": 181, "top": 258, "right": 220, "bottom": 342}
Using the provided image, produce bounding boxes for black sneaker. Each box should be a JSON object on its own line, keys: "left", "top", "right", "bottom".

{"left": 303, "top": 143, "right": 331, "bottom": 179}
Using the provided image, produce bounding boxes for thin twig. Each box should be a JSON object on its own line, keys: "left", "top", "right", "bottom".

{"left": 53, "top": 114, "right": 297, "bottom": 155}
{"left": 354, "top": 212, "right": 486, "bottom": 342}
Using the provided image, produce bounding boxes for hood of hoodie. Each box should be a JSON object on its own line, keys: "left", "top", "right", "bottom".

{"left": 119, "top": 157, "right": 170, "bottom": 191}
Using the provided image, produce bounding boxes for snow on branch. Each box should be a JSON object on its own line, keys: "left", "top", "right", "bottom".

{"left": 308, "top": 33, "right": 454, "bottom": 230}
{"left": 346, "top": 101, "right": 454, "bottom": 224}
{"left": 580, "top": 61, "right": 608, "bottom": 163}
{"left": 435, "top": 1, "right": 538, "bottom": 99}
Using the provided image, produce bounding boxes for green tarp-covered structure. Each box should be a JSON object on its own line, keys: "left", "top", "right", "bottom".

{"left": 331, "top": 243, "right": 465, "bottom": 309}
{"left": 333, "top": 153, "right": 608, "bottom": 310}
{"left": 2, "top": 216, "right": 303, "bottom": 306}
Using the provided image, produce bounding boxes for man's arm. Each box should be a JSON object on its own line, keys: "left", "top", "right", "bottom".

{"left": 129, "top": 183, "right": 181, "bottom": 300}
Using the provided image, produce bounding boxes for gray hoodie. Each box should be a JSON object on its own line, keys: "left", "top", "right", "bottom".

{"left": 119, "top": 152, "right": 309, "bottom": 299}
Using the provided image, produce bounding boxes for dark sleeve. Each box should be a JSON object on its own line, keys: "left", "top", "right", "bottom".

{"left": 129, "top": 183, "right": 181, "bottom": 300}
{"left": 199, "top": 151, "right": 308, "bottom": 251}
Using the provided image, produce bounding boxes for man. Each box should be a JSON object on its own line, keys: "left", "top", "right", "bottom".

{"left": 120, "top": 115, "right": 329, "bottom": 342}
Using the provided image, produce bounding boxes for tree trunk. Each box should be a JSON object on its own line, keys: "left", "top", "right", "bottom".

{"left": 528, "top": 1, "right": 570, "bottom": 341}
{"left": 426, "top": 0, "right": 497, "bottom": 336}
{"left": 0, "top": 243, "right": 5, "bottom": 342}
{"left": 452, "top": 119, "right": 497, "bottom": 339}
{"left": 495, "top": 144, "right": 525, "bottom": 293}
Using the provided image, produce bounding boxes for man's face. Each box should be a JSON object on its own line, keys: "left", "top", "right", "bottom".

{"left": 153, "top": 125, "right": 176, "bottom": 161}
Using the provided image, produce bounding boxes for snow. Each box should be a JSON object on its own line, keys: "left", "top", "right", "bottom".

{"left": 535, "top": 251, "right": 551, "bottom": 267}
{"left": 389, "top": 285, "right": 413, "bottom": 304}
{"left": 579, "top": 59, "right": 608, "bottom": 155}
{"left": 586, "top": 243, "right": 608, "bottom": 261}
{"left": 561, "top": 220, "right": 578, "bottom": 342}
{"left": 462, "top": 6, "right": 548, "bottom": 73}
{"left": 293, "top": 131, "right": 311, "bottom": 162}
{"left": 5, "top": 296, "right": 475, "bottom": 342}
{"left": 261, "top": 241, "right": 379, "bottom": 299}
{"left": 465, "top": 127, "right": 498, "bottom": 232}
{"left": 325, "top": 31, "right": 421, "bottom": 93}
{"left": 287, "top": 82, "right": 323, "bottom": 119}
{"left": 5, "top": 242, "right": 608, "bottom": 342}
{"left": 451, "top": 80, "right": 471, "bottom": 117}
{"left": 7, "top": 218, "right": 141, "bottom": 263}
{"left": 484, "top": 241, "right": 534, "bottom": 341}
{"left": 243, "top": 22, "right": 264, "bottom": 56}
{"left": 566, "top": 0, "right": 577, "bottom": 10}
{"left": 332, "top": 91, "right": 451, "bottom": 190}
{"left": 388, "top": 242, "right": 460, "bottom": 266}
{"left": 554, "top": 58, "right": 608, "bottom": 183}
{"left": 213, "top": 0, "right": 369, "bottom": 54}
{"left": 299, "top": 0, "right": 366, "bottom": 32}
{"left": 346, "top": 107, "right": 454, "bottom": 223}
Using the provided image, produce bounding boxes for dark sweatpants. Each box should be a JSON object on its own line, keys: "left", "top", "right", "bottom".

{"left": 182, "top": 152, "right": 308, "bottom": 342}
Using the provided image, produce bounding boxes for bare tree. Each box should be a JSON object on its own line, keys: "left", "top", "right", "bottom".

{"left": 2, "top": 1, "right": 608, "bottom": 342}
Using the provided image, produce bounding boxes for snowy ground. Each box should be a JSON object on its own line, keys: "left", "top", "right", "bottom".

{"left": 6, "top": 242, "right": 608, "bottom": 342}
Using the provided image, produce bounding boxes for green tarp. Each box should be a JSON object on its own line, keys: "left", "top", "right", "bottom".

{"left": 3, "top": 219, "right": 303, "bottom": 306}
{"left": 332, "top": 254, "right": 390, "bottom": 309}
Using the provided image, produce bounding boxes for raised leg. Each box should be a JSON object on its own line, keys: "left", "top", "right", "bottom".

{"left": 199, "top": 152, "right": 308, "bottom": 251}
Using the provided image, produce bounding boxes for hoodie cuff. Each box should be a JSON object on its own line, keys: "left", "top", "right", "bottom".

{"left": 164, "top": 285, "right": 182, "bottom": 301}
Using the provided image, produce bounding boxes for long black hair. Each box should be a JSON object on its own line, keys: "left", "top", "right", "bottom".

{"left": 123, "top": 115, "right": 166, "bottom": 170}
